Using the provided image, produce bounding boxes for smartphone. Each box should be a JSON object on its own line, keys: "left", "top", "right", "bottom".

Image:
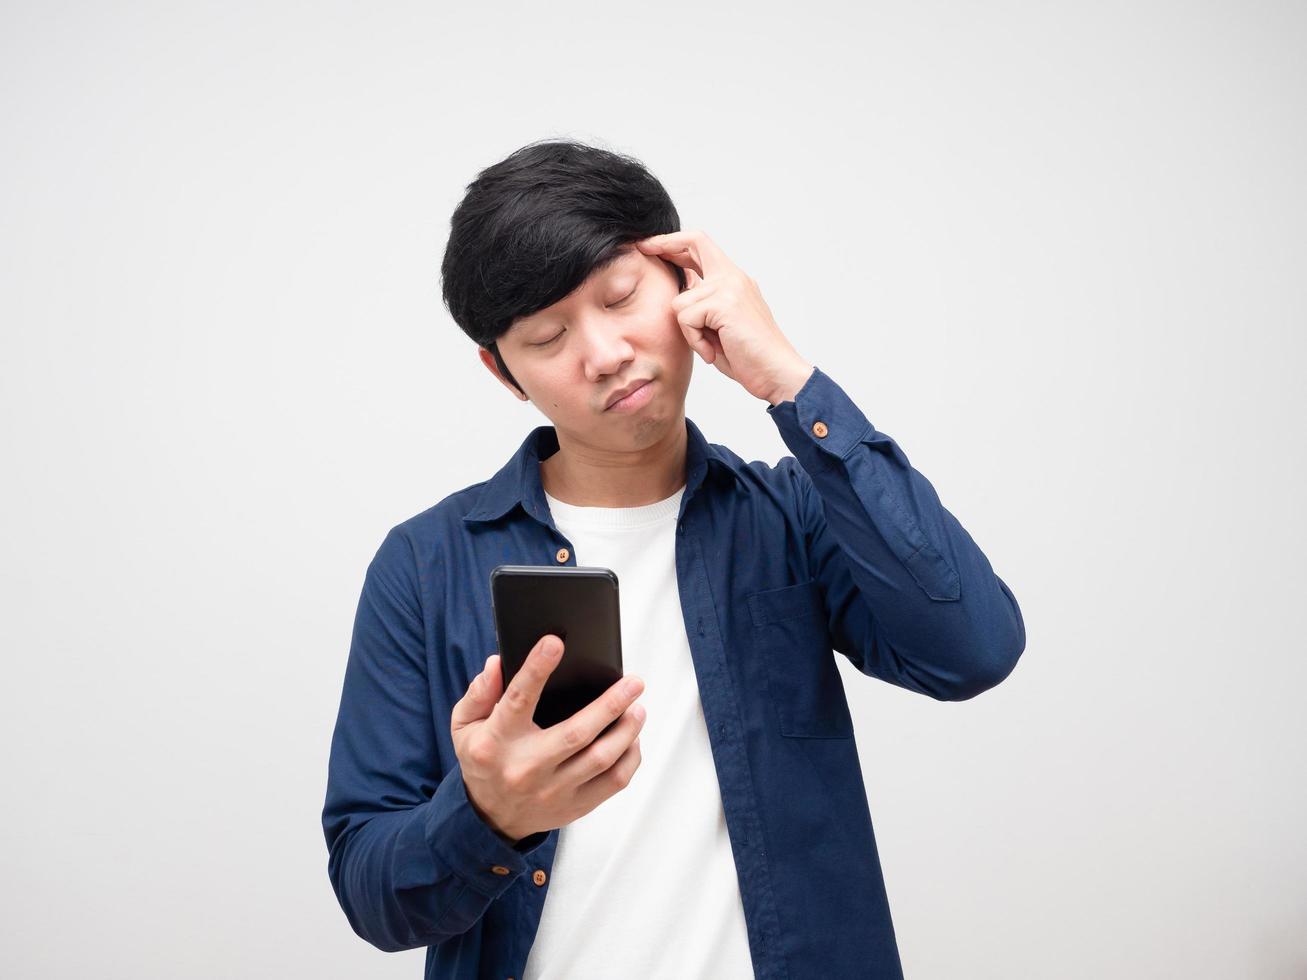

{"left": 489, "top": 564, "right": 623, "bottom": 730}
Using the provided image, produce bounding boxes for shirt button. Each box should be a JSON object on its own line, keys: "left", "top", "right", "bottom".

{"left": 533, "top": 869, "right": 547, "bottom": 886}
{"left": 490, "top": 865, "right": 511, "bottom": 876}
{"left": 555, "top": 547, "right": 569, "bottom": 563}
{"left": 812, "top": 420, "right": 828, "bottom": 438}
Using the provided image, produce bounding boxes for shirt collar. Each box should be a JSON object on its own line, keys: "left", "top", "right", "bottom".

{"left": 461, "top": 415, "right": 745, "bottom": 526}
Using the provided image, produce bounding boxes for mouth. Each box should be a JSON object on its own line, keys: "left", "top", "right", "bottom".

{"left": 604, "top": 379, "right": 655, "bottom": 413}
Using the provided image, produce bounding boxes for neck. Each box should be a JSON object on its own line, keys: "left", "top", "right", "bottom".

{"left": 540, "top": 414, "right": 688, "bottom": 507}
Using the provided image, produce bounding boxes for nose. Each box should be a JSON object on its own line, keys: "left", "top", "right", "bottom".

{"left": 576, "top": 312, "right": 636, "bottom": 383}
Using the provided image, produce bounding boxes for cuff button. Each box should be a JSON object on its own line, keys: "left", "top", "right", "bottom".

{"left": 491, "top": 865, "right": 511, "bottom": 876}
{"left": 533, "top": 869, "right": 547, "bottom": 886}
{"left": 555, "top": 547, "right": 570, "bottom": 563}
{"left": 812, "top": 421, "right": 828, "bottom": 438}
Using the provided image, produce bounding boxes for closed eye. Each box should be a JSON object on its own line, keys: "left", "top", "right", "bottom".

{"left": 530, "top": 287, "right": 637, "bottom": 348}
{"left": 607, "top": 287, "right": 637, "bottom": 308}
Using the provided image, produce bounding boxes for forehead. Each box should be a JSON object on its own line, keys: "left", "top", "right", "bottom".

{"left": 577, "top": 244, "right": 644, "bottom": 286}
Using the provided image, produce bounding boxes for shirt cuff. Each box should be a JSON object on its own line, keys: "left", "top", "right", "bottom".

{"left": 423, "top": 762, "right": 550, "bottom": 897}
{"left": 766, "top": 365, "right": 875, "bottom": 464}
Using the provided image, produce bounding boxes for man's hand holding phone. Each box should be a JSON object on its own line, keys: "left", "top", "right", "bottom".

{"left": 450, "top": 633, "right": 646, "bottom": 845}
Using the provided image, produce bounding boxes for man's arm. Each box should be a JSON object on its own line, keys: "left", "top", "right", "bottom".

{"left": 767, "top": 366, "right": 1026, "bottom": 700}
{"left": 321, "top": 527, "right": 547, "bottom": 952}
{"left": 630, "top": 229, "right": 1023, "bottom": 699}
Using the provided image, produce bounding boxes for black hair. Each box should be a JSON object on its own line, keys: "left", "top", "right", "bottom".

{"left": 440, "top": 137, "right": 685, "bottom": 394}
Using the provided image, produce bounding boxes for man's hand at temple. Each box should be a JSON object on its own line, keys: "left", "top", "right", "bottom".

{"left": 635, "top": 230, "right": 814, "bottom": 406}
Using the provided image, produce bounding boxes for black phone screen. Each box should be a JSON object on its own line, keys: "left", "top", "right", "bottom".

{"left": 489, "top": 564, "right": 623, "bottom": 729}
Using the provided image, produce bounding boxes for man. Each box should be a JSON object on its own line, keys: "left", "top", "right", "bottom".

{"left": 322, "top": 138, "right": 1025, "bottom": 980}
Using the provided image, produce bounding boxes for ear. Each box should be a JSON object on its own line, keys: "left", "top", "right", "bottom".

{"left": 479, "top": 346, "right": 529, "bottom": 401}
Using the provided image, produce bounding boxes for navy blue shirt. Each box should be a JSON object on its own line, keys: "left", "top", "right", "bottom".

{"left": 322, "top": 365, "right": 1025, "bottom": 979}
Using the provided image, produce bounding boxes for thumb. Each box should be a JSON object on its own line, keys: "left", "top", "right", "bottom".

{"left": 481, "top": 654, "right": 504, "bottom": 701}
{"left": 451, "top": 655, "right": 503, "bottom": 730}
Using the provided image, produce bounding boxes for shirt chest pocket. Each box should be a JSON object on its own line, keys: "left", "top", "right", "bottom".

{"left": 746, "top": 579, "right": 854, "bottom": 739}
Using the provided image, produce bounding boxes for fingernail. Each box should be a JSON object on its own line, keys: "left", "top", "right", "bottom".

{"left": 632, "top": 704, "right": 646, "bottom": 722}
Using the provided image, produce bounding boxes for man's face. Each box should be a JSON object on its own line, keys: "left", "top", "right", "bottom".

{"left": 480, "top": 244, "right": 693, "bottom": 452}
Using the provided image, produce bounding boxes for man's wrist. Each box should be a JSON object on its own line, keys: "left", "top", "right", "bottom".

{"left": 465, "top": 784, "right": 523, "bottom": 845}
{"left": 765, "top": 360, "right": 815, "bottom": 406}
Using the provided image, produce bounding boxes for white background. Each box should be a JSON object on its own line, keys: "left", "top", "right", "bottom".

{"left": 3, "top": 2, "right": 1304, "bottom": 977}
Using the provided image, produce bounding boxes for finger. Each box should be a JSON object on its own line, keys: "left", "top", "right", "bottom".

{"left": 543, "top": 673, "right": 645, "bottom": 765}
{"left": 671, "top": 278, "right": 714, "bottom": 314}
{"left": 636, "top": 237, "right": 704, "bottom": 281}
{"left": 492, "top": 634, "right": 564, "bottom": 728}
{"left": 674, "top": 294, "right": 721, "bottom": 363}
{"left": 555, "top": 701, "right": 646, "bottom": 784}
{"left": 635, "top": 230, "right": 728, "bottom": 279}
{"left": 574, "top": 733, "right": 642, "bottom": 804}
{"left": 680, "top": 320, "right": 715, "bottom": 364}
{"left": 450, "top": 656, "right": 500, "bottom": 730}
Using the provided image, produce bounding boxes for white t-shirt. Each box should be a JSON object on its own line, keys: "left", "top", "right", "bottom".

{"left": 522, "top": 483, "right": 755, "bottom": 979}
